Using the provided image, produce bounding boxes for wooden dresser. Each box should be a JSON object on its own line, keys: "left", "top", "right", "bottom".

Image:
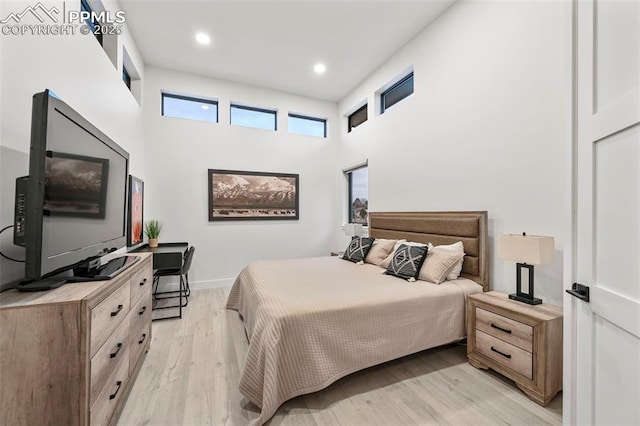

{"left": 467, "top": 291, "right": 563, "bottom": 406}
{"left": 0, "top": 253, "right": 153, "bottom": 425}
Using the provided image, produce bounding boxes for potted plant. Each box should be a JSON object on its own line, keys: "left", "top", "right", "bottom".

{"left": 144, "top": 220, "right": 163, "bottom": 248}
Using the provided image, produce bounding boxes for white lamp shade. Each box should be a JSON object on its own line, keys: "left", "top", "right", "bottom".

{"left": 344, "top": 223, "right": 364, "bottom": 237}
{"left": 498, "top": 234, "right": 554, "bottom": 265}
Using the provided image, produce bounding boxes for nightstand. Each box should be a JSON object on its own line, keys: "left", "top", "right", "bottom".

{"left": 467, "top": 291, "right": 563, "bottom": 406}
{"left": 330, "top": 251, "right": 343, "bottom": 257}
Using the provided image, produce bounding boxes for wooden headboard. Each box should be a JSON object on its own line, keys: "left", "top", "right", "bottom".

{"left": 369, "top": 211, "right": 489, "bottom": 292}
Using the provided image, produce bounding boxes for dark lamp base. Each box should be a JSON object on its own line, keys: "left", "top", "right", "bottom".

{"left": 509, "top": 293, "right": 542, "bottom": 305}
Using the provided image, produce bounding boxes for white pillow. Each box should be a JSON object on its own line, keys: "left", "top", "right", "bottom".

{"left": 418, "top": 248, "right": 465, "bottom": 284}
{"left": 433, "top": 241, "right": 465, "bottom": 280}
{"left": 404, "top": 241, "right": 428, "bottom": 247}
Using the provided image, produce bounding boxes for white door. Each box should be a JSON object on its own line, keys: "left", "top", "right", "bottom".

{"left": 570, "top": 0, "right": 640, "bottom": 425}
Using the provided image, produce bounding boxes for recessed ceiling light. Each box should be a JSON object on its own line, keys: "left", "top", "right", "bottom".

{"left": 195, "top": 32, "right": 211, "bottom": 45}
{"left": 314, "top": 63, "right": 326, "bottom": 74}
{"left": 201, "top": 105, "right": 209, "bottom": 110}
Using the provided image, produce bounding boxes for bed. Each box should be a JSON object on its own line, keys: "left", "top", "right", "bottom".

{"left": 226, "top": 211, "right": 489, "bottom": 425}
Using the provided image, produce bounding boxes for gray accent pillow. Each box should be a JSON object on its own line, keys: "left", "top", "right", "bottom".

{"left": 342, "top": 237, "right": 375, "bottom": 263}
{"left": 384, "top": 244, "right": 429, "bottom": 280}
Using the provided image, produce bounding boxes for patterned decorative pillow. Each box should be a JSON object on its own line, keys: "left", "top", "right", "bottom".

{"left": 342, "top": 237, "right": 375, "bottom": 263}
{"left": 384, "top": 244, "right": 429, "bottom": 280}
{"left": 379, "top": 239, "right": 408, "bottom": 268}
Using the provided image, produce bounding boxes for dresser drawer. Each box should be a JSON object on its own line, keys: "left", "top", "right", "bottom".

{"left": 90, "top": 349, "right": 129, "bottom": 426}
{"left": 130, "top": 290, "right": 152, "bottom": 335}
{"left": 90, "top": 283, "right": 131, "bottom": 357}
{"left": 476, "top": 330, "right": 533, "bottom": 379}
{"left": 90, "top": 315, "right": 130, "bottom": 407}
{"left": 130, "top": 265, "right": 152, "bottom": 305}
{"left": 476, "top": 307, "right": 533, "bottom": 352}
{"left": 130, "top": 323, "right": 151, "bottom": 374}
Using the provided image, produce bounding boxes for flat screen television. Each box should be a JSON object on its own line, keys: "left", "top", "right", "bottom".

{"left": 13, "top": 90, "right": 137, "bottom": 290}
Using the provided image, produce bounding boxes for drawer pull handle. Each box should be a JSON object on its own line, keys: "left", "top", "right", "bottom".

{"left": 110, "top": 342, "right": 123, "bottom": 358}
{"left": 110, "top": 304, "right": 124, "bottom": 317}
{"left": 139, "top": 278, "right": 147, "bottom": 286}
{"left": 139, "top": 333, "right": 147, "bottom": 345}
{"left": 109, "top": 381, "right": 123, "bottom": 400}
{"left": 491, "top": 346, "right": 512, "bottom": 359}
{"left": 139, "top": 306, "right": 147, "bottom": 315}
{"left": 490, "top": 323, "right": 512, "bottom": 334}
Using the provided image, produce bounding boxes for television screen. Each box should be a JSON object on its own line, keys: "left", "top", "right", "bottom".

{"left": 23, "top": 90, "right": 129, "bottom": 281}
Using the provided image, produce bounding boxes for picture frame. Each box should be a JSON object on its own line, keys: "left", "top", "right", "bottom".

{"left": 127, "top": 175, "right": 144, "bottom": 247}
{"left": 208, "top": 169, "right": 299, "bottom": 221}
{"left": 43, "top": 151, "right": 109, "bottom": 218}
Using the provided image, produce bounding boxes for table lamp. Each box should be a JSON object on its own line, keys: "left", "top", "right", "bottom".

{"left": 498, "top": 233, "right": 554, "bottom": 305}
{"left": 344, "top": 223, "right": 364, "bottom": 237}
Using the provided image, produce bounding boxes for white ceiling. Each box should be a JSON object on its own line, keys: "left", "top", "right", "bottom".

{"left": 118, "top": 0, "right": 455, "bottom": 102}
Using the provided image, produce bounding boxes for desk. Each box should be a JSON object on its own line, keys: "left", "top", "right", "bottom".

{"left": 131, "top": 242, "right": 189, "bottom": 320}
{"left": 131, "top": 242, "right": 188, "bottom": 270}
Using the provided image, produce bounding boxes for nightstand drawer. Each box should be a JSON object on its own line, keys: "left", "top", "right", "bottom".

{"left": 476, "top": 307, "right": 533, "bottom": 352}
{"left": 476, "top": 330, "right": 533, "bottom": 379}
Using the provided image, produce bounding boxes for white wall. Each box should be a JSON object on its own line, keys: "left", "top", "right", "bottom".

{"left": 0, "top": 0, "right": 145, "bottom": 288}
{"left": 0, "top": 0, "right": 572, "bottom": 304}
{"left": 336, "top": 0, "right": 571, "bottom": 306}
{"left": 142, "top": 67, "right": 339, "bottom": 287}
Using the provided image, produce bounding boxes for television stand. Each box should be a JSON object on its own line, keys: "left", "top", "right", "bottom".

{"left": 1, "top": 254, "right": 153, "bottom": 425}
{"left": 17, "top": 279, "right": 67, "bottom": 292}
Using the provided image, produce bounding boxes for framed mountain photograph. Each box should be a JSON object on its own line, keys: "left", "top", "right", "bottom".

{"left": 43, "top": 151, "right": 109, "bottom": 218}
{"left": 208, "top": 169, "right": 299, "bottom": 221}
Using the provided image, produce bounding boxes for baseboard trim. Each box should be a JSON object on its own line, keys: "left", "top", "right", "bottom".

{"left": 192, "top": 278, "right": 235, "bottom": 289}
{"left": 153, "top": 277, "right": 234, "bottom": 292}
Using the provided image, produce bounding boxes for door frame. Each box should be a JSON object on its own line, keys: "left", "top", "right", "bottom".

{"left": 564, "top": 0, "right": 579, "bottom": 424}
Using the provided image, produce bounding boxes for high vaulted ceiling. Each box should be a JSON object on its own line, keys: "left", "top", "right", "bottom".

{"left": 118, "top": 0, "right": 455, "bottom": 102}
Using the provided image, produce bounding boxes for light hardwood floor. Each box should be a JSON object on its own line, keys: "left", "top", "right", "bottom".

{"left": 118, "top": 288, "right": 562, "bottom": 425}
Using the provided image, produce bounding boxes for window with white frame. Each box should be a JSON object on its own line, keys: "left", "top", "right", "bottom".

{"left": 345, "top": 165, "right": 369, "bottom": 226}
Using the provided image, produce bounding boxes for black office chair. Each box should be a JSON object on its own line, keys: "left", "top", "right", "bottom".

{"left": 152, "top": 246, "right": 195, "bottom": 318}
